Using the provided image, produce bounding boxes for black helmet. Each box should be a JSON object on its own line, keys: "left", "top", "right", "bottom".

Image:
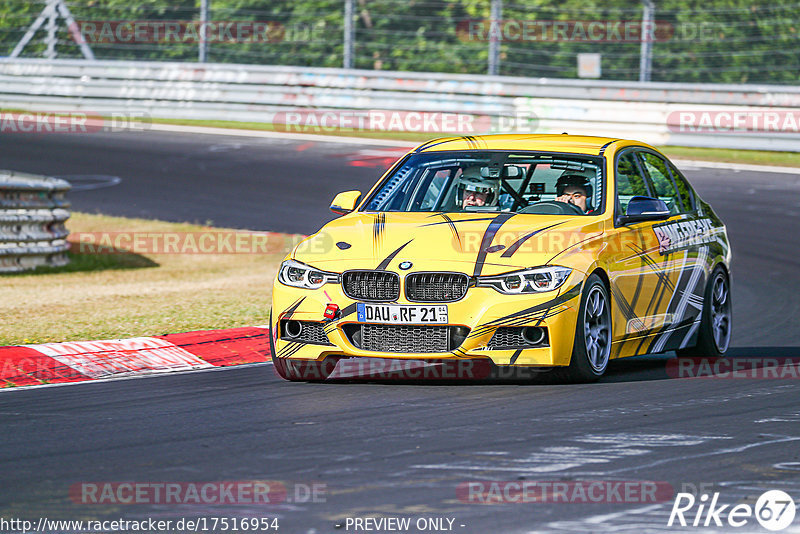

{"left": 556, "top": 174, "right": 593, "bottom": 199}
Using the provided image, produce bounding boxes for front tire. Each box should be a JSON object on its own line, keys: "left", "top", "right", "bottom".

{"left": 272, "top": 356, "right": 336, "bottom": 381}
{"left": 551, "top": 274, "right": 612, "bottom": 383}
{"left": 677, "top": 267, "right": 731, "bottom": 358}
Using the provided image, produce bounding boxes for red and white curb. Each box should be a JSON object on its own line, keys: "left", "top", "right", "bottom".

{"left": 0, "top": 327, "right": 272, "bottom": 389}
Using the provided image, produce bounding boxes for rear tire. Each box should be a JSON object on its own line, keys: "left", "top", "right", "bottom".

{"left": 677, "top": 267, "right": 731, "bottom": 358}
{"left": 549, "top": 274, "right": 612, "bottom": 383}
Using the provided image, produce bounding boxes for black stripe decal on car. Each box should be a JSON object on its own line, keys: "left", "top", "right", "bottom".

{"left": 281, "top": 297, "right": 306, "bottom": 319}
{"left": 598, "top": 139, "right": 619, "bottom": 156}
{"left": 610, "top": 283, "right": 640, "bottom": 327}
{"left": 473, "top": 213, "right": 516, "bottom": 277}
{"left": 277, "top": 341, "right": 306, "bottom": 358}
{"left": 628, "top": 233, "right": 648, "bottom": 319}
{"left": 440, "top": 213, "right": 462, "bottom": 250}
{"left": 414, "top": 137, "right": 458, "bottom": 153}
{"left": 422, "top": 216, "right": 496, "bottom": 226}
{"left": 372, "top": 213, "right": 386, "bottom": 248}
{"left": 469, "top": 303, "right": 570, "bottom": 339}
{"left": 500, "top": 222, "right": 563, "bottom": 258}
{"left": 470, "top": 282, "right": 583, "bottom": 338}
{"left": 376, "top": 239, "right": 413, "bottom": 271}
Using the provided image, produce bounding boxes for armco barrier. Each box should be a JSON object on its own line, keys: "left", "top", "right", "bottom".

{"left": 1, "top": 58, "right": 800, "bottom": 151}
{"left": 0, "top": 170, "right": 71, "bottom": 273}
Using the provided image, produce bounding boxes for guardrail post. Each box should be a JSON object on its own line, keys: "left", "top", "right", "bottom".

{"left": 344, "top": 0, "right": 355, "bottom": 69}
{"left": 46, "top": 1, "right": 57, "bottom": 59}
{"left": 639, "top": 0, "right": 655, "bottom": 82}
{"left": 199, "top": 0, "right": 209, "bottom": 63}
{"left": 488, "top": 0, "right": 502, "bottom": 76}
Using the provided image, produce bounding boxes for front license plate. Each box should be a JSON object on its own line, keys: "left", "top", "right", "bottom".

{"left": 357, "top": 303, "right": 448, "bottom": 324}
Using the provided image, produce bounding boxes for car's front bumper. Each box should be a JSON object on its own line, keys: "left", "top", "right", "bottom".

{"left": 271, "top": 275, "right": 583, "bottom": 368}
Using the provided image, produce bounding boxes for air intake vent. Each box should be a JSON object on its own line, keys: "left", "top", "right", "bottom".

{"left": 342, "top": 270, "right": 400, "bottom": 301}
{"left": 488, "top": 326, "right": 548, "bottom": 349}
{"left": 406, "top": 272, "right": 469, "bottom": 302}
{"left": 280, "top": 320, "right": 334, "bottom": 346}
{"left": 346, "top": 324, "right": 469, "bottom": 353}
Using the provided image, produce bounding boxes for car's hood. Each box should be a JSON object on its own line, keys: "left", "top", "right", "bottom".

{"left": 293, "top": 211, "right": 605, "bottom": 276}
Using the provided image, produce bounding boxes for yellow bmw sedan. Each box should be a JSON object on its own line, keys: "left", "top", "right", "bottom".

{"left": 270, "top": 134, "right": 732, "bottom": 382}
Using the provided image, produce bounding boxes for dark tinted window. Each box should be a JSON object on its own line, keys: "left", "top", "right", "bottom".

{"left": 640, "top": 152, "right": 683, "bottom": 214}
{"left": 668, "top": 162, "right": 696, "bottom": 213}
{"left": 615, "top": 150, "right": 650, "bottom": 214}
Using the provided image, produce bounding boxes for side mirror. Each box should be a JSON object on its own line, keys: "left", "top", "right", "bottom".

{"left": 330, "top": 190, "right": 362, "bottom": 215}
{"left": 618, "top": 196, "right": 671, "bottom": 225}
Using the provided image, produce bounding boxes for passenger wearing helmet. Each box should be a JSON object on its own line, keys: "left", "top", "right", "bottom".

{"left": 555, "top": 174, "right": 593, "bottom": 213}
{"left": 455, "top": 167, "right": 500, "bottom": 208}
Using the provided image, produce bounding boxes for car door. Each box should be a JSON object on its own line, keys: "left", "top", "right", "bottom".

{"left": 639, "top": 151, "right": 712, "bottom": 354}
{"left": 605, "top": 147, "right": 703, "bottom": 358}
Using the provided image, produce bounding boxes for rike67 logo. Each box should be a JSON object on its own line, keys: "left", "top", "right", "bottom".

{"left": 668, "top": 490, "right": 796, "bottom": 530}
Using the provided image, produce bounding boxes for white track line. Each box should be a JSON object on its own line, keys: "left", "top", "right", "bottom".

{"left": 0, "top": 361, "right": 272, "bottom": 394}
{"left": 147, "top": 123, "right": 412, "bottom": 147}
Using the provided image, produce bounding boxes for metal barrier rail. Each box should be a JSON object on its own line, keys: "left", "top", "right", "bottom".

{"left": 1, "top": 58, "right": 800, "bottom": 151}
{"left": 0, "top": 171, "right": 71, "bottom": 273}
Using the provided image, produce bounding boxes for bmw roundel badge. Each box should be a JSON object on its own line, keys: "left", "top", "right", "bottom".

{"left": 399, "top": 261, "right": 413, "bottom": 270}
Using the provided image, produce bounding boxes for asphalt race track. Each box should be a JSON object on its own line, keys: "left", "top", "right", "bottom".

{"left": 0, "top": 129, "right": 388, "bottom": 234}
{"left": 2, "top": 129, "right": 800, "bottom": 533}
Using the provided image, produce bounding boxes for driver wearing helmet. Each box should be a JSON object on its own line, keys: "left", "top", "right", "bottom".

{"left": 555, "top": 175, "right": 593, "bottom": 213}
{"left": 456, "top": 167, "right": 500, "bottom": 208}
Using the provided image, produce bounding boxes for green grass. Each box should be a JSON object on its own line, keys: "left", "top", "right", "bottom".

{"left": 0, "top": 212, "right": 301, "bottom": 346}
{"left": 7, "top": 249, "right": 157, "bottom": 276}
{"left": 658, "top": 146, "right": 800, "bottom": 167}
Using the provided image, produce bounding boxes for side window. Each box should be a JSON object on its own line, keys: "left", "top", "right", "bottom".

{"left": 615, "top": 150, "right": 650, "bottom": 214}
{"left": 640, "top": 152, "right": 683, "bottom": 214}
{"left": 417, "top": 169, "right": 450, "bottom": 211}
{"left": 668, "top": 162, "right": 696, "bottom": 213}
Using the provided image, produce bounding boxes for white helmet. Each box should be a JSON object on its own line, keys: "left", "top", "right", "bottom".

{"left": 455, "top": 166, "right": 500, "bottom": 207}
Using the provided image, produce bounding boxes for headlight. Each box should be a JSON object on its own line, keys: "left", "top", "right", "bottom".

{"left": 278, "top": 259, "right": 338, "bottom": 289}
{"left": 477, "top": 266, "right": 572, "bottom": 294}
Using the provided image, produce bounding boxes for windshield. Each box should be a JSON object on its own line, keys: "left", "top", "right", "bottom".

{"left": 362, "top": 151, "right": 605, "bottom": 215}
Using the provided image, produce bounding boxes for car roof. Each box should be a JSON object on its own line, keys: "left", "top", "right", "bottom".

{"left": 414, "top": 134, "right": 637, "bottom": 156}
